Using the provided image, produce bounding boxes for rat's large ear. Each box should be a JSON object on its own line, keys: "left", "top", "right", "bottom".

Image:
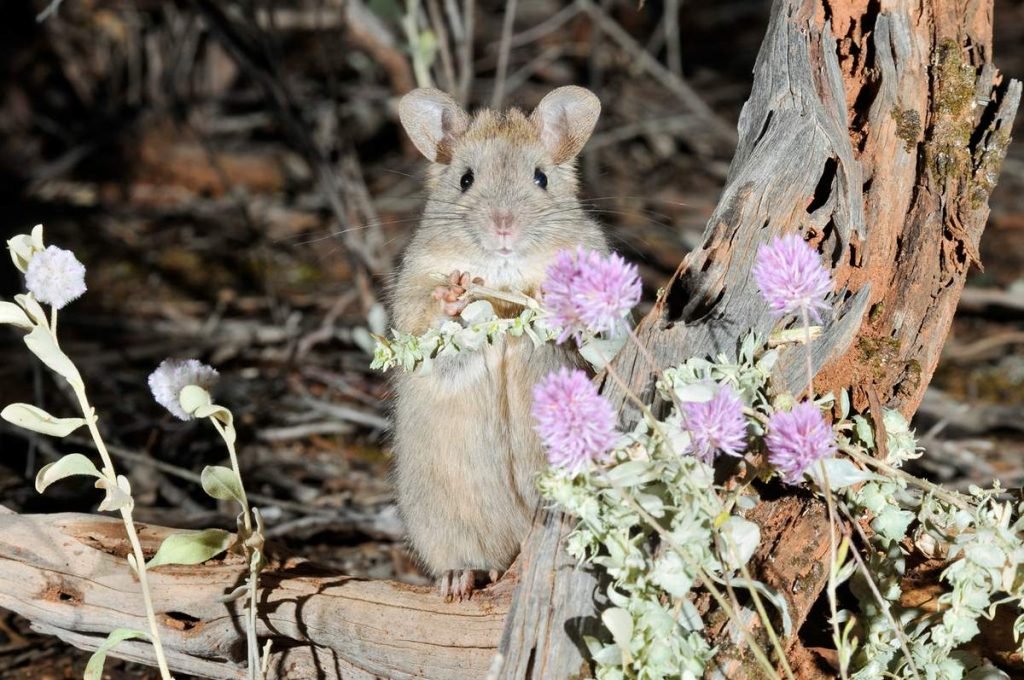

{"left": 398, "top": 88, "right": 469, "bottom": 164}
{"left": 530, "top": 86, "right": 601, "bottom": 164}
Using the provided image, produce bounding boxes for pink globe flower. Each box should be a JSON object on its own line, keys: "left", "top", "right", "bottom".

{"left": 752, "top": 234, "right": 833, "bottom": 323}
{"left": 542, "top": 247, "right": 641, "bottom": 343}
{"left": 681, "top": 385, "right": 748, "bottom": 463}
{"left": 531, "top": 367, "right": 617, "bottom": 473}
{"left": 765, "top": 401, "right": 837, "bottom": 484}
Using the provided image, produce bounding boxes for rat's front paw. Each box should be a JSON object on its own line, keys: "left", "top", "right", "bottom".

{"left": 432, "top": 270, "right": 484, "bottom": 317}
{"left": 437, "top": 568, "right": 498, "bottom": 602}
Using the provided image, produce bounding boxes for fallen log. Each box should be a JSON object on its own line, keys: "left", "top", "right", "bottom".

{"left": 0, "top": 508, "right": 510, "bottom": 679}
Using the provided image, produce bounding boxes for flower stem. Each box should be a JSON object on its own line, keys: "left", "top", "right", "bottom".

{"left": 818, "top": 461, "right": 847, "bottom": 680}
{"left": 210, "top": 417, "right": 252, "bottom": 535}
{"left": 71, "top": 375, "right": 172, "bottom": 678}
{"left": 208, "top": 414, "right": 262, "bottom": 679}
{"left": 801, "top": 306, "right": 845, "bottom": 679}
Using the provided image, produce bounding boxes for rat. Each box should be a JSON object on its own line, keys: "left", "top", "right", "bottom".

{"left": 391, "top": 86, "right": 608, "bottom": 600}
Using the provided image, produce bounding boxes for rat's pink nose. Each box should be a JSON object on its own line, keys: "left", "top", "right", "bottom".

{"left": 490, "top": 210, "right": 517, "bottom": 237}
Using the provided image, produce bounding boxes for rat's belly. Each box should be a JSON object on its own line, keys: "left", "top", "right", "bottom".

{"left": 392, "top": 338, "right": 570, "bottom": 572}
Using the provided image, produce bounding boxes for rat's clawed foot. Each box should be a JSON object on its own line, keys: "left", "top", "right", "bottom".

{"left": 438, "top": 568, "right": 499, "bottom": 602}
{"left": 432, "top": 270, "right": 484, "bottom": 317}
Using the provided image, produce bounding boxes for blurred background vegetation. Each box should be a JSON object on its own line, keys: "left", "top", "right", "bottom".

{"left": 0, "top": 0, "right": 1022, "bottom": 676}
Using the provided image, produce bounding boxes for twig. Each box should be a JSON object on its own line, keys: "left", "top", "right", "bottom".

{"left": 490, "top": 0, "right": 518, "bottom": 109}
{"left": 577, "top": 0, "right": 736, "bottom": 148}
{"left": 664, "top": 0, "right": 683, "bottom": 78}
{"left": 508, "top": 3, "right": 581, "bottom": 48}
{"left": 458, "top": 0, "right": 475, "bottom": 104}
{"left": 426, "top": 0, "right": 457, "bottom": 92}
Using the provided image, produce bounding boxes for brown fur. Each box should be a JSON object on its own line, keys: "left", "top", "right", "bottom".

{"left": 392, "top": 87, "right": 606, "bottom": 579}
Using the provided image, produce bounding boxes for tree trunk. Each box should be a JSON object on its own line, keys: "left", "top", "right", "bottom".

{"left": 497, "top": 0, "right": 1020, "bottom": 678}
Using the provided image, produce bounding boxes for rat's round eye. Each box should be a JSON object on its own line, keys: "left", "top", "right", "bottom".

{"left": 460, "top": 170, "right": 474, "bottom": 192}
{"left": 533, "top": 168, "right": 548, "bottom": 190}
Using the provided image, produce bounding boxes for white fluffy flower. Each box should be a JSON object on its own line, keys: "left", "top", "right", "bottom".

{"left": 24, "top": 246, "right": 87, "bottom": 310}
{"left": 148, "top": 359, "right": 219, "bottom": 420}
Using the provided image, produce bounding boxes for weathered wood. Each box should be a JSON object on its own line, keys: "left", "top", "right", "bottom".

{"left": 498, "top": 0, "right": 1020, "bottom": 677}
{"left": 0, "top": 510, "right": 510, "bottom": 679}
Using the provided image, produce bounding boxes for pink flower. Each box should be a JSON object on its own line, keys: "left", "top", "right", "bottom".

{"left": 682, "top": 385, "right": 748, "bottom": 463}
{"left": 752, "top": 234, "right": 833, "bottom": 323}
{"left": 532, "top": 367, "right": 617, "bottom": 473}
{"left": 765, "top": 401, "right": 836, "bottom": 484}
{"left": 542, "top": 247, "right": 641, "bottom": 343}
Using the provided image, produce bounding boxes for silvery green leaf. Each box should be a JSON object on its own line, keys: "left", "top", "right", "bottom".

{"left": 839, "top": 389, "right": 851, "bottom": 420}
{"left": 15, "top": 294, "right": 47, "bottom": 327}
{"left": 635, "top": 491, "right": 665, "bottom": 518}
{"left": 96, "top": 474, "right": 133, "bottom": 512}
{"left": 882, "top": 408, "right": 909, "bottom": 433}
{"left": 1, "top": 403, "right": 86, "bottom": 437}
{"left": 201, "top": 465, "right": 245, "bottom": 504}
{"left": 675, "top": 382, "right": 715, "bottom": 403}
{"left": 148, "top": 528, "right": 235, "bottom": 569}
{"left": 179, "top": 384, "right": 213, "bottom": 416}
{"left": 0, "top": 301, "right": 32, "bottom": 330}
{"left": 367, "top": 302, "right": 388, "bottom": 336}
{"left": 726, "top": 576, "right": 793, "bottom": 635}
{"left": 83, "top": 629, "right": 147, "bottom": 680}
{"left": 352, "top": 327, "right": 376, "bottom": 355}
{"left": 30, "top": 224, "right": 44, "bottom": 250}
{"left": 806, "top": 457, "right": 881, "bottom": 490}
{"left": 7, "top": 234, "right": 36, "bottom": 273}
{"left": 585, "top": 636, "right": 623, "bottom": 667}
{"left": 853, "top": 415, "right": 874, "bottom": 449}
{"left": 717, "top": 516, "right": 760, "bottom": 568}
{"left": 651, "top": 550, "right": 692, "bottom": 597}
{"left": 459, "top": 300, "right": 494, "bottom": 325}
{"left": 193, "top": 402, "right": 234, "bottom": 431}
{"left": 679, "top": 599, "right": 704, "bottom": 631}
{"left": 601, "top": 607, "right": 633, "bottom": 652}
{"left": 756, "top": 348, "right": 779, "bottom": 373}
{"left": 220, "top": 583, "right": 249, "bottom": 603}
{"left": 870, "top": 507, "right": 914, "bottom": 544}
{"left": 35, "top": 453, "right": 100, "bottom": 493}
{"left": 578, "top": 333, "right": 627, "bottom": 371}
{"left": 835, "top": 557, "right": 858, "bottom": 587}
{"left": 604, "top": 460, "right": 657, "bottom": 487}
{"left": 23, "top": 325, "right": 83, "bottom": 389}
{"left": 735, "top": 493, "right": 758, "bottom": 511}
{"left": 455, "top": 325, "right": 488, "bottom": 351}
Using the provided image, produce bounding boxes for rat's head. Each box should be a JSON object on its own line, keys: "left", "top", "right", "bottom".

{"left": 399, "top": 86, "right": 600, "bottom": 264}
